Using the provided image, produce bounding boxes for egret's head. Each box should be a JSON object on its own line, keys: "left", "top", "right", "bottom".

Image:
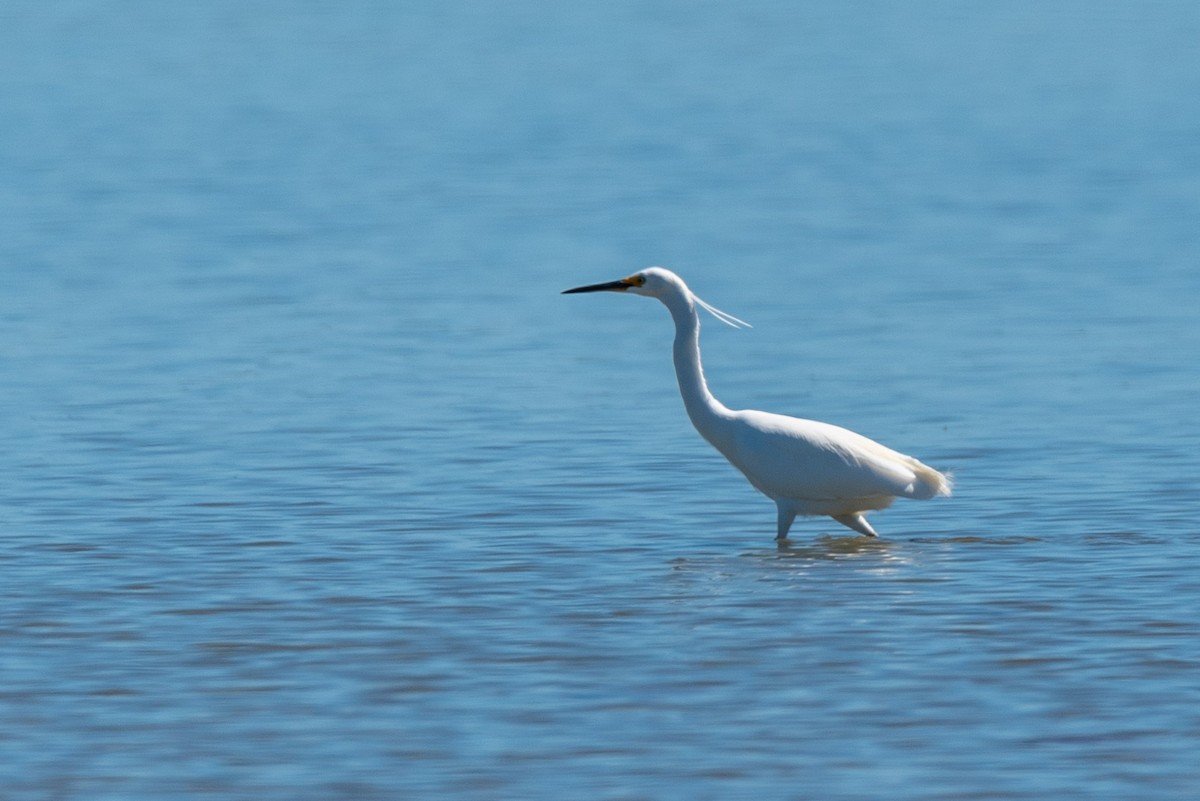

{"left": 562, "top": 267, "right": 751, "bottom": 329}
{"left": 561, "top": 266, "right": 681, "bottom": 298}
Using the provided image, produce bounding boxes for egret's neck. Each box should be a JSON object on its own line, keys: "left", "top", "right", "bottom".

{"left": 663, "top": 291, "right": 732, "bottom": 446}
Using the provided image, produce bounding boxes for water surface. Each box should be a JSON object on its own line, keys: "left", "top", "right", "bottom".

{"left": 2, "top": 2, "right": 1199, "bottom": 799}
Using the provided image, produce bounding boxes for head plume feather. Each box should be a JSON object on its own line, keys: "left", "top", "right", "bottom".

{"left": 692, "top": 293, "right": 751, "bottom": 329}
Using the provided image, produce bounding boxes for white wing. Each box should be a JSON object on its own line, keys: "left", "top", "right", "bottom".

{"left": 722, "top": 410, "right": 946, "bottom": 503}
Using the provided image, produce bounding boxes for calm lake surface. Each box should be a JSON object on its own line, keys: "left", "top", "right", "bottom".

{"left": 3, "top": 2, "right": 1199, "bottom": 799}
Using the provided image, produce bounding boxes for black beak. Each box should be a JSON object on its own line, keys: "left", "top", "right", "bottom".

{"left": 562, "top": 279, "right": 631, "bottom": 294}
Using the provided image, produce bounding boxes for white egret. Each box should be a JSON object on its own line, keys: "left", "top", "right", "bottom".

{"left": 563, "top": 267, "right": 950, "bottom": 539}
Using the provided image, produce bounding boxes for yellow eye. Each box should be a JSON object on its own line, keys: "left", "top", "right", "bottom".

{"left": 628, "top": 274, "right": 646, "bottom": 287}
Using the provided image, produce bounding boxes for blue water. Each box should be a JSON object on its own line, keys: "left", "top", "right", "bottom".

{"left": 3, "top": 2, "right": 1200, "bottom": 798}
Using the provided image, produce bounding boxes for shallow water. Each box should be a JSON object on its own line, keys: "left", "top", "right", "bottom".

{"left": 2, "top": 2, "right": 1200, "bottom": 799}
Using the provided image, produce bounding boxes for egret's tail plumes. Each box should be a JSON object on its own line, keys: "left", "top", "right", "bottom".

{"left": 909, "top": 462, "right": 953, "bottom": 500}
{"left": 693, "top": 293, "right": 752, "bottom": 329}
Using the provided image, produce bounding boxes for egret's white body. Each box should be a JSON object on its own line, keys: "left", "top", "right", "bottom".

{"left": 564, "top": 267, "right": 950, "bottom": 539}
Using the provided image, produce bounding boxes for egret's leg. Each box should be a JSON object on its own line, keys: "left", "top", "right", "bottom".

{"left": 832, "top": 513, "right": 878, "bottom": 538}
{"left": 775, "top": 504, "right": 796, "bottom": 541}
